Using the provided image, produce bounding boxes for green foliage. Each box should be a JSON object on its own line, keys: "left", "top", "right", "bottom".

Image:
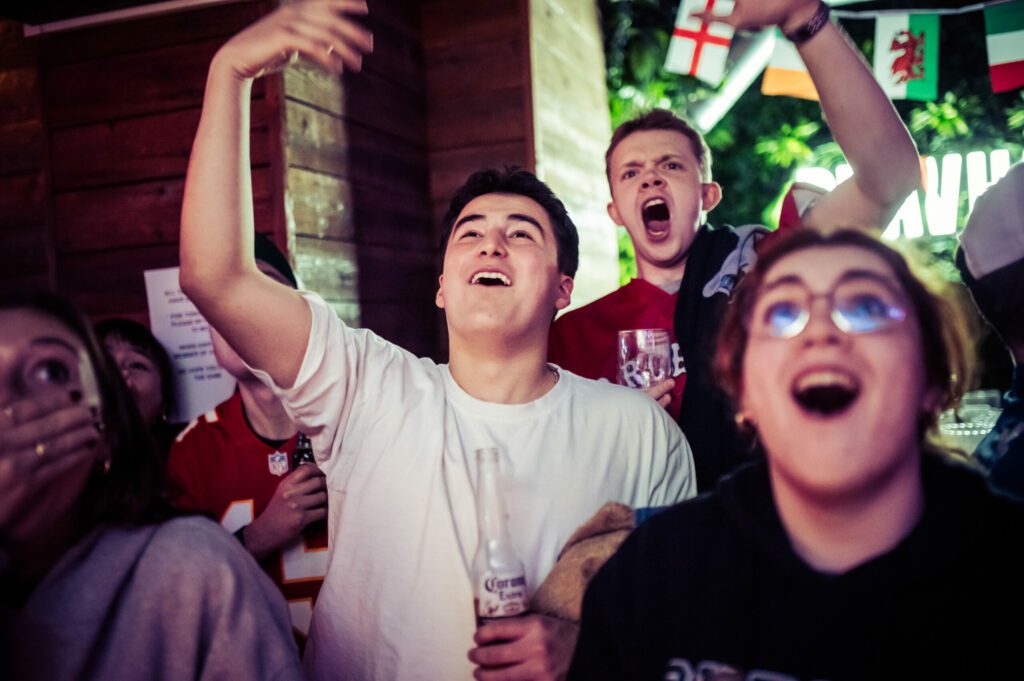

{"left": 600, "top": 0, "right": 1023, "bottom": 283}
{"left": 617, "top": 227, "right": 638, "bottom": 286}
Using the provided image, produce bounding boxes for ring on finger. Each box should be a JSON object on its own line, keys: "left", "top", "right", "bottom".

{"left": 35, "top": 442, "right": 46, "bottom": 458}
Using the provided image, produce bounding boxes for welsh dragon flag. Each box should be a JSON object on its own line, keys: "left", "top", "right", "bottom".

{"left": 872, "top": 13, "right": 939, "bottom": 101}
{"left": 665, "top": 0, "right": 735, "bottom": 86}
{"left": 985, "top": 1, "right": 1024, "bottom": 93}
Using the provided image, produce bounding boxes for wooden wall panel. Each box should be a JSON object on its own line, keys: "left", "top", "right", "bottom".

{"left": 42, "top": 38, "right": 237, "bottom": 129}
{"left": 27, "top": 1, "right": 274, "bottom": 323}
{"left": 54, "top": 168, "right": 274, "bottom": 253}
{"left": 35, "top": 2, "right": 263, "bottom": 68}
{"left": 0, "top": 120, "right": 45, "bottom": 176}
{"left": 50, "top": 101, "right": 273, "bottom": 191}
{"left": 421, "top": 0, "right": 534, "bottom": 237}
{"left": 529, "top": 0, "right": 617, "bottom": 309}
{"left": 57, "top": 244, "right": 180, "bottom": 315}
{"left": 0, "top": 19, "right": 51, "bottom": 293}
{"left": 282, "top": 0, "right": 436, "bottom": 357}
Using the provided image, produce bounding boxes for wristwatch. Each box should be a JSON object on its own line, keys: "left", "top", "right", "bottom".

{"left": 784, "top": 1, "right": 831, "bottom": 45}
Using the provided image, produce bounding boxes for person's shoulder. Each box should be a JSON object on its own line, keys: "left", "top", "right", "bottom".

{"left": 554, "top": 281, "right": 649, "bottom": 327}
{"left": 593, "top": 494, "right": 723, "bottom": 589}
{"left": 134, "top": 517, "right": 277, "bottom": 596}
{"left": 563, "top": 371, "right": 668, "bottom": 414}
{"left": 634, "top": 493, "right": 724, "bottom": 544}
{"left": 144, "top": 516, "right": 242, "bottom": 563}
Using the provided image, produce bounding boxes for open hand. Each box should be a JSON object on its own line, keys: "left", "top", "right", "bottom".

{"left": 468, "top": 614, "right": 579, "bottom": 681}
{"left": 214, "top": 0, "right": 373, "bottom": 81}
{"left": 244, "top": 462, "right": 328, "bottom": 560}
{"left": 691, "top": 0, "right": 820, "bottom": 34}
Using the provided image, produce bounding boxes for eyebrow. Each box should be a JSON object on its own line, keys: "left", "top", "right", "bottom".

{"left": 30, "top": 337, "right": 79, "bottom": 353}
{"left": 620, "top": 154, "right": 683, "bottom": 169}
{"left": 453, "top": 213, "right": 546, "bottom": 234}
{"left": 762, "top": 269, "right": 902, "bottom": 292}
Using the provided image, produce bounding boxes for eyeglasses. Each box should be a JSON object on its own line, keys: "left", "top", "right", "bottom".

{"left": 747, "top": 275, "right": 909, "bottom": 339}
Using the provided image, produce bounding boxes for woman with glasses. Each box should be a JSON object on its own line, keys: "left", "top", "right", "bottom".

{"left": 569, "top": 229, "right": 1024, "bottom": 680}
{"left": 0, "top": 292, "right": 303, "bottom": 680}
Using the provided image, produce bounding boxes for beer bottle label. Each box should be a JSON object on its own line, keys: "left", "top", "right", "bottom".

{"left": 476, "top": 571, "right": 528, "bottom": 620}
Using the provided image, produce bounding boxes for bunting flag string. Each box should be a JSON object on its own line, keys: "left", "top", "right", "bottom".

{"left": 830, "top": 0, "right": 1017, "bottom": 19}
{"left": 750, "top": 0, "right": 1024, "bottom": 98}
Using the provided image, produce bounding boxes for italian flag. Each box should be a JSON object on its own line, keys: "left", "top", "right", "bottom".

{"left": 664, "top": 0, "right": 735, "bottom": 86}
{"left": 761, "top": 29, "right": 819, "bottom": 101}
{"left": 985, "top": 1, "right": 1024, "bottom": 93}
{"left": 872, "top": 13, "right": 939, "bottom": 101}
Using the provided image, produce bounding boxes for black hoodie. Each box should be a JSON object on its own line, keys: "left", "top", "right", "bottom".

{"left": 569, "top": 457, "right": 1024, "bottom": 681}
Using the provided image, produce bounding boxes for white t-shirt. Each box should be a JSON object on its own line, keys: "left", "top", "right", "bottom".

{"left": 253, "top": 292, "right": 696, "bottom": 681}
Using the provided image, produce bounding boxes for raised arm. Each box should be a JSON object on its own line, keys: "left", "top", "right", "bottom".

{"left": 179, "top": 1, "right": 372, "bottom": 388}
{"left": 695, "top": 0, "right": 921, "bottom": 231}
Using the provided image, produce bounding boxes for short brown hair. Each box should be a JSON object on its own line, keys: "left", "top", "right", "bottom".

{"left": 605, "top": 109, "right": 713, "bottom": 183}
{"left": 714, "top": 228, "right": 974, "bottom": 442}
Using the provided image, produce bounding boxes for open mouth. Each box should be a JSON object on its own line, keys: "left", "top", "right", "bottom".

{"left": 642, "top": 198, "right": 671, "bottom": 236}
{"left": 791, "top": 370, "right": 860, "bottom": 417}
{"left": 470, "top": 271, "right": 511, "bottom": 287}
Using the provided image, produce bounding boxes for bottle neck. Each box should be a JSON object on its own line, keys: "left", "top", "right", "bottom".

{"left": 476, "top": 459, "right": 511, "bottom": 542}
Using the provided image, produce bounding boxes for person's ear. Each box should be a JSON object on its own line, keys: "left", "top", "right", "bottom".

{"left": 435, "top": 274, "right": 445, "bottom": 309}
{"left": 607, "top": 201, "right": 624, "bottom": 227}
{"left": 701, "top": 182, "right": 723, "bottom": 214}
{"left": 554, "top": 275, "right": 574, "bottom": 312}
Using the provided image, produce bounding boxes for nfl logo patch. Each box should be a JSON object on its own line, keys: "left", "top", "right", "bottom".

{"left": 268, "top": 451, "right": 289, "bottom": 477}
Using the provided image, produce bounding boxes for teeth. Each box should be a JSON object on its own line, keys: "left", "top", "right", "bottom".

{"left": 471, "top": 271, "right": 511, "bottom": 286}
{"left": 793, "top": 370, "right": 858, "bottom": 393}
{"left": 643, "top": 198, "right": 666, "bottom": 209}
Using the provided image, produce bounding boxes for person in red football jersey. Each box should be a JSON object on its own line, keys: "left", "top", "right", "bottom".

{"left": 168, "top": 233, "right": 327, "bottom": 647}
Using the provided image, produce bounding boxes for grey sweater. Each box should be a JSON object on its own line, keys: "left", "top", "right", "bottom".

{"left": 2, "top": 516, "right": 305, "bottom": 681}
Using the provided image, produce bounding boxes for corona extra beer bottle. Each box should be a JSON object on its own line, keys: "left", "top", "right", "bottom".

{"left": 471, "top": 447, "right": 528, "bottom": 626}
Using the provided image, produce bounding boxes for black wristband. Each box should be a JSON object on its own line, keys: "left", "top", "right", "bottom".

{"left": 783, "top": 1, "right": 831, "bottom": 45}
{"left": 233, "top": 525, "right": 247, "bottom": 548}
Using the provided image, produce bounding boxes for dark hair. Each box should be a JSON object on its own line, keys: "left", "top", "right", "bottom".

{"left": 605, "top": 109, "right": 713, "bottom": 183}
{"left": 253, "top": 232, "right": 298, "bottom": 289}
{"left": 714, "top": 228, "right": 973, "bottom": 442}
{"left": 95, "top": 318, "right": 175, "bottom": 424}
{"left": 439, "top": 167, "right": 579, "bottom": 278}
{"left": 957, "top": 250, "right": 1024, "bottom": 347}
{"left": 1, "top": 292, "right": 173, "bottom": 527}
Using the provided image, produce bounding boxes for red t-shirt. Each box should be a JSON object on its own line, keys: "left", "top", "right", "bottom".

{"left": 167, "top": 392, "right": 326, "bottom": 643}
{"left": 549, "top": 279, "right": 686, "bottom": 419}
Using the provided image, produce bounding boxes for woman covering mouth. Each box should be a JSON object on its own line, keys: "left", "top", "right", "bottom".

{"left": 569, "top": 229, "right": 1024, "bottom": 681}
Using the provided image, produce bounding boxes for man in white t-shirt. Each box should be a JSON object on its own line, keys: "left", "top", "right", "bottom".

{"left": 178, "top": 3, "right": 696, "bottom": 680}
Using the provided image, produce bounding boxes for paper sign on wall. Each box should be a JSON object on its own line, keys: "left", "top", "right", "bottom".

{"left": 144, "top": 267, "right": 236, "bottom": 423}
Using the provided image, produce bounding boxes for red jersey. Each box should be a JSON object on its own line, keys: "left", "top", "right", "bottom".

{"left": 167, "top": 392, "right": 326, "bottom": 643}
{"left": 549, "top": 279, "right": 687, "bottom": 418}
